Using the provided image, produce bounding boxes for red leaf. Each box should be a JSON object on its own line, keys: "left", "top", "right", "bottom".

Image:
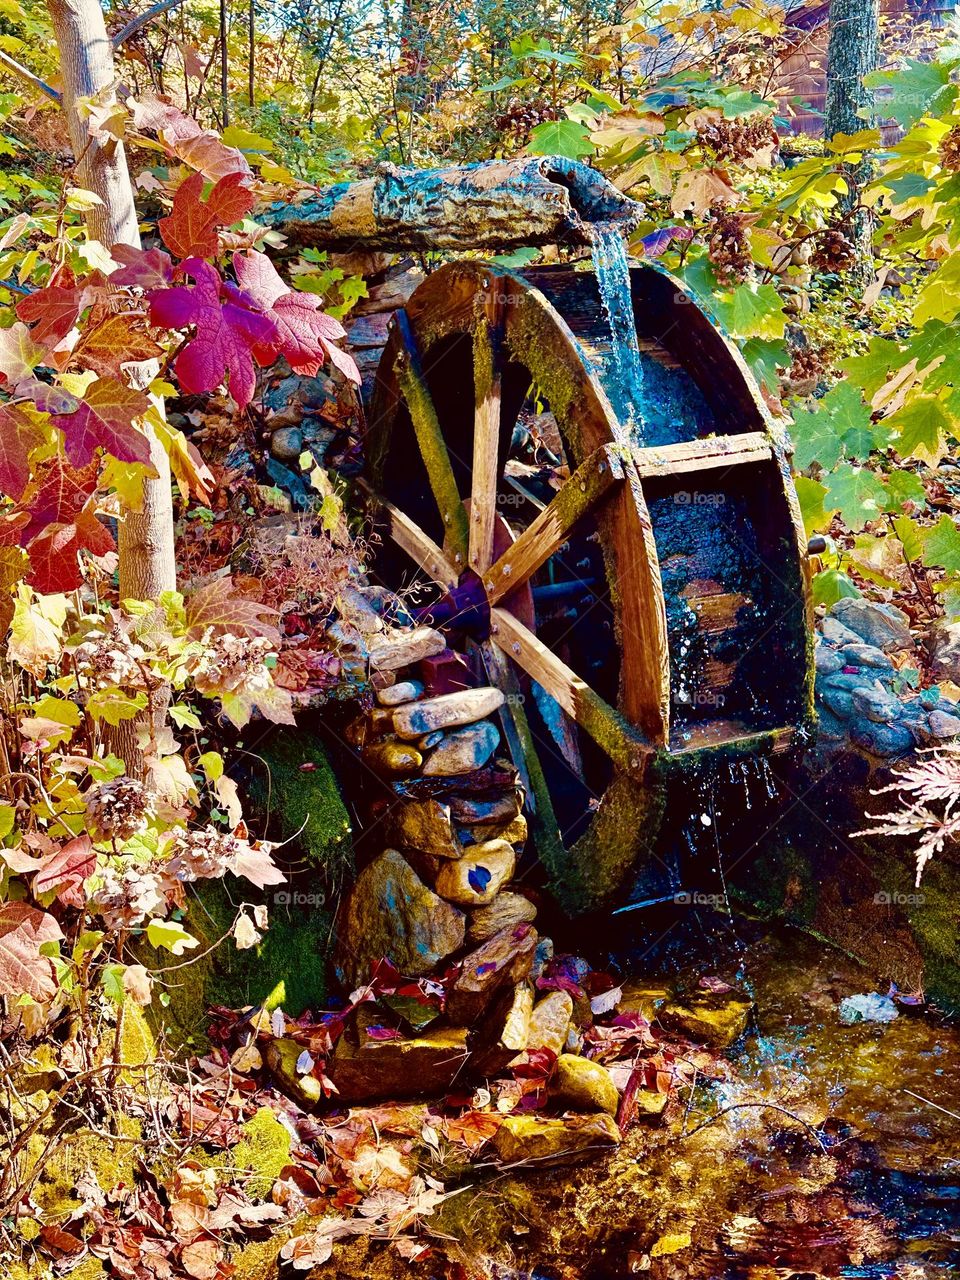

{"left": 20, "top": 456, "right": 99, "bottom": 542}
{"left": 26, "top": 505, "right": 115, "bottom": 594}
{"left": 54, "top": 377, "right": 151, "bottom": 467}
{"left": 149, "top": 259, "right": 276, "bottom": 408}
{"left": 234, "top": 250, "right": 360, "bottom": 384}
{"left": 16, "top": 282, "right": 84, "bottom": 346}
{"left": 159, "top": 171, "right": 255, "bottom": 260}
{"left": 110, "top": 244, "right": 174, "bottom": 289}
{"left": 0, "top": 901, "right": 64, "bottom": 1001}
{"left": 33, "top": 834, "right": 96, "bottom": 908}
{"left": 0, "top": 402, "right": 46, "bottom": 499}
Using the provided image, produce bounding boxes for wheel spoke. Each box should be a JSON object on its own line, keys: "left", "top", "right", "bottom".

{"left": 470, "top": 288, "right": 505, "bottom": 574}
{"left": 490, "top": 606, "right": 650, "bottom": 778}
{"left": 485, "top": 444, "right": 626, "bottom": 604}
{"left": 392, "top": 309, "right": 469, "bottom": 564}
{"left": 358, "top": 479, "right": 459, "bottom": 588}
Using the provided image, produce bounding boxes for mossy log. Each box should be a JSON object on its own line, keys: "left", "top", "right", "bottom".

{"left": 262, "top": 156, "right": 642, "bottom": 252}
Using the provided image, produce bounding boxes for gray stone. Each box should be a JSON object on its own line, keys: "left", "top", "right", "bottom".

{"left": 840, "top": 643, "right": 894, "bottom": 670}
{"left": 815, "top": 646, "right": 844, "bottom": 675}
{"left": 821, "top": 616, "right": 865, "bottom": 647}
{"left": 393, "top": 687, "right": 506, "bottom": 739}
{"left": 850, "top": 686, "right": 900, "bottom": 724}
{"left": 849, "top": 719, "right": 915, "bottom": 758}
{"left": 446, "top": 923, "right": 538, "bottom": 1025}
{"left": 376, "top": 679, "right": 424, "bottom": 707}
{"left": 815, "top": 707, "right": 848, "bottom": 742}
{"left": 468, "top": 891, "right": 537, "bottom": 944}
{"left": 450, "top": 791, "right": 523, "bottom": 826}
{"left": 832, "top": 598, "right": 914, "bottom": 652}
{"left": 334, "top": 850, "right": 465, "bottom": 987}
{"left": 929, "top": 709, "right": 960, "bottom": 739}
{"left": 368, "top": 626, "right": 446, "bottom": 672}
{"left": 422, "top": 721, "right": 500, "bottom": 776}
{"left": 928, "top": 620, "right": 960, "bottom": 684}
{"left": 819, "top": 687, "right": 856, "bottom": 719}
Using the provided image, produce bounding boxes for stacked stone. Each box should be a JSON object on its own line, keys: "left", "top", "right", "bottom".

{"left": 815, "top": 597, "right": 960, "bottom": 758}
{"left": 318, "top": 622, "right": 623, "bottom": 1152}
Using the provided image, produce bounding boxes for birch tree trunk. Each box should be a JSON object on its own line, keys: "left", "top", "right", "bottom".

{"left": 47, "top": 0, "right": 177, "bottom": 771}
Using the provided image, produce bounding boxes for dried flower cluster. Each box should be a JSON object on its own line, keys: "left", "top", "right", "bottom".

{"left": 707, "top": 205, "right": 752, "bottom": 284}
{"left": 697, "top": 113, "right": 779, "bottom": 166}
{"left": 74, "top": 628, "right": 150, "bottom": 689}
{"left": 938, "top": 124, "right": 960, "bottom": 173}
{"left": 811, "top": 227, "right": 857, "bottom": 274}
{"left": 192, "top": 634, "right": 276, "bottom": 698}
{"left": 85, "top": 776, "right": 156, "bottom": 842}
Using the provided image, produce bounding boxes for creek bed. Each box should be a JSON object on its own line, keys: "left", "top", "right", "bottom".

{"left": 417, "top": 916, "right": 960, "bottom": 1278}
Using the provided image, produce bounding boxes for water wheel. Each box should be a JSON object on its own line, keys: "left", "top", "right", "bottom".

{"left": 364, "top": 258, "right": 813, "bottom": 911}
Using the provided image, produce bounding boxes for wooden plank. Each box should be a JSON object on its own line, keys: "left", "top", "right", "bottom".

{"left": 470, "top": 290, "right": 505, "bottom": 574}
{"left": 633, "top": 432, "right": 771, "bottom": 478}
{"left": 392, "top": 309, "right": 469, "bottom": 562}
{"left": 490, "top": 606, "right": 651, "bottom": 778}
{"left": 486, "top": 444, "right": 626, "bottom": 605}
{"left": 357, "top": 479, "right": 459, "bottom": 588}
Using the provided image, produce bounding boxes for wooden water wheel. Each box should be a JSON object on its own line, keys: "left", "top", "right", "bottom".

{"left": 364, "top": 258, "right": 813, "bottom": 909}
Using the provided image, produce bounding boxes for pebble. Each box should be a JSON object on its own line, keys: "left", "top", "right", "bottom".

{"left": 361, "top": 741, "right": 422, "bottom": 777}
{"left": 269, "top": 426, "right": 304, "bottom": 462}
{"left": 850, "top": 686, "right": 900, "bottom": 724}
{"left": 849, "top": 719, "right": 915, "bottom": 758}
{"left": 467, "top": 891, "right": 537, "bottom": 944}
{"left": 393, "top": 687, "right": 505, "bottom": 739}
{"left": 815, "top": 646, "right": 844, "bottom": 675}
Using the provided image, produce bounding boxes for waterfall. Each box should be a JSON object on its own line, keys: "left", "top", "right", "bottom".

{"left": 588, "top": 222, "right": 647, "bottom": 442}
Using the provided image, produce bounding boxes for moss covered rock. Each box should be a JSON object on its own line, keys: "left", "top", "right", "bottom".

{"left": 231, "top": 1106, "right": 292, "bottom": 1198}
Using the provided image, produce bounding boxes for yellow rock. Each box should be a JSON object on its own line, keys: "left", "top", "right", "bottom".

{"left": 468, "top": 890, "right": 537, "bottom": 944}
{"left": 492, "top": 1112, "right": 620, "bottom": 1164}
{"left": 361, "top": 741, "right": 423, "bottom": 777}
{"left": 553, "top": 1054, "right": 620, "bottom": 1116}
{"left": 435, "top": 839, "right": 515, "bottom": 905}
{"left": 659, "top": 993, "right": 753, "bottom": 1048}
{"left": 526, "top": 990, "right": 573, "bottom": 1056}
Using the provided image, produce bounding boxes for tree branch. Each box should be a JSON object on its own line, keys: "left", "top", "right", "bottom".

{"left": 112, "top": 0, "right": 187, "bottom": 51}
{"left": 0, "top": 49, "right": 61, "bottom": 102}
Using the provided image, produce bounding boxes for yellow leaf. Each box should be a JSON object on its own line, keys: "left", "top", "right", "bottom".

{"left": 651, "top": 1231, "right": 691, "bottom": 1258}
{"left": 671, "top": 168, "right": 737, "bottom": 215}
{"left": 8, "top": 584, "right": 62, "bottom": 677}
{"left": 99, "top": 456, "right": 158, "bottom": 512}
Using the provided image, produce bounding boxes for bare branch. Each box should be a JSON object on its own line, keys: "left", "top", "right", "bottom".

{"left": 0, "top": 49, "right": 61, "bottom": 102}
{"left": 112, "top": 0, "right": 187, "bottom": 51}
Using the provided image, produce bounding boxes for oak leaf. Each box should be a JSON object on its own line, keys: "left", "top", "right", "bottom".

{"left": 160, "top": 171, "right": 255, "bottom": 261}
{"left": 130, "top": 95, "right": 251, "bottom": 181}
{"left": 54, "top": 376, "right": 151, "bottom": 467}
{"left": 0, "top": 321, "right": 45, "bottom": 384}
{"left": 0, "top": 402, "right": 47, "bottom": 499}
{"left": 33, "top": 834, "right": 96, "bottom": 909}
{"left": 109, "top": 243, "right": 174, "bottom": 288}
{"left": 74, "top": 314, "right": 163, "bottom": 378}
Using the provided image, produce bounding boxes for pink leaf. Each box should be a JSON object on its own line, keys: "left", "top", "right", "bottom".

{"left": 33, "top": 834, "right": 96, "bottom": 908}
{"left": 0, "top": 902, "right": 64, "bottom": 1001}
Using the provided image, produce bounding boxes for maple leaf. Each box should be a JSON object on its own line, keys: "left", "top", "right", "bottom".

{"left": 184, "top": 573, "right": 280, "bottom": 640}
{"left": 20, "top": 456, "right": 100, "bottom": 543}
{"left": 149, "top": 259, "right": 277, "bottom": 408}
{"left": 73, "top": 314, "right": 163, "bottom": 378}
{"left": 109, "top": 243, "right": 174, "bottom": 289}
{"left": 26, "top": 504, "right": 115, "bottom": 594}
{"left": 0, "top": 321, "right": 45, "bottom": 385}
{"left": 0, "top": 901, "right": 64, "bottom": 1001}
{"left": 159, "top": 171, "right": 255, "bottom": 261}
{"left": 16, "top": 278, "right": 85, "bottom": 346}
{"left": 0, "top": 402, "right": 47, "bottom": 500}
{"left": 33, "top": 834, "right": 96, "bottom": 909}
{"left": 54, "top": 376, "right": 151, "bottom": 467}
{"left": 234, "top": 250, "right": 360, "bottom": 384}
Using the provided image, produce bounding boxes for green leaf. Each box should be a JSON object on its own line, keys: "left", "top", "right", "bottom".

{"left": 890, "top": 394, "right": 951, "bottom": 462}
{"left": 221, "top": 125, "right": 274, "bottom": 153}
{"left": 146, "top": 918, "right": 199, "bottom": 956}
{"left": 712, "top": 282, "right": 785, "bottom": 340}
{"left": 741, "top": 338, "right": 786, "bottom": 392}
{"left": 922, "top": 513, "right": 960, "bottom": 571}
{"left": 893, "top": 514, "right": 926, "bottom": 561}
{"left": 794, "top": 475, "right": 830, "bottom": 536}
{"left": 528, "top": 118, "right": 595, "bottom": 159}
{"left": 882, "top": 469, "right": 926, "bottom": 511}
{"left": 86, "top": 687, "right": 148, "bottom": 726}
{"left": 72, "top": 930, "right": 104, "bottom": 962}
{"left": 101, "top": 964, "right": 126, "bottom": 1004}
{"left": 169, "top": 703, "right": 202, "bottom": 730}
{"left": 812, "top": 567, "right": 861, "bottom": 608}
{"left": 885, "top": 173, "right": 936, "bottom": 206}
{"left": 0, "top": 803, "right": 14, "bottom": 840}
{"left": 198, "top": 750, "right": 224, "bottom": 782}
{"left": 912, "top": 253, "right": 960, "bottom": 328}
{"left": 790, "top": 382, "right": 875, "bottom": 471}
{"left": 863, "top": 59, "right": 956, "bottom": 129}
{"left": 840, "top": 336, "right": 907, "bottom": 400}
{"left": 822, "top": 463, "right": 889, "bottom": 530}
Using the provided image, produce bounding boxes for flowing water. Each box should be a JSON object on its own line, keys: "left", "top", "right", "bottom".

{"left": 589, "top": 223, "right": 647, "bottom": 439}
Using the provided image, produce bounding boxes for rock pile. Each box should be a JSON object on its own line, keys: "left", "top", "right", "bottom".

{"left": 815, "top": 597, "right": 960, "bottom": 759}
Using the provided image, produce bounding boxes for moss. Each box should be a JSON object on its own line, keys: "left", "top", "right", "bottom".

{"left": 29, "top": 1117, "right": 141, "bottom": 1219}
{"left": 249, "top": 728, "right": 352, "bottom": 875}
{"left": 230, "top": 1106, "right": 292, "bottom": 1198}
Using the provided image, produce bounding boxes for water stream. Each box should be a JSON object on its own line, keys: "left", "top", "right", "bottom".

{"left": 589, "top": 223, "right": 647, "bottom": 440}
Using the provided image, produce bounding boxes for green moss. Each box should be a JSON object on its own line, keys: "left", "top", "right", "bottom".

{"left": 231, "top": 1106, "right": 292, "bottom": 1198}
{"left": 29, "top": 1118, "right": 141, "bottom": 1219}
{"left": 249, "top": 728, "right": 352, "bottom": 875}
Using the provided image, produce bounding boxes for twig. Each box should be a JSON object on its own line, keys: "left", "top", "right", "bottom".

{"left": 112, "top": 0, "right": 188, "bottom": 51}
{"left": 904, "top": 1088, "right": 960, "bottom": 1122}
{"left": 680, "top": 1101, "right": 828, "bottom": 1152}
{"left": 0, "top": 50, "right": 60, "bottom": 102}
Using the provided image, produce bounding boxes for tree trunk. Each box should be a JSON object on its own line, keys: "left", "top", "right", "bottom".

{"left": 824, "top": 0, "right": 879, "bottom": 285}
{"left": 46, "top": 0, "right": 177, "bottom": 773}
